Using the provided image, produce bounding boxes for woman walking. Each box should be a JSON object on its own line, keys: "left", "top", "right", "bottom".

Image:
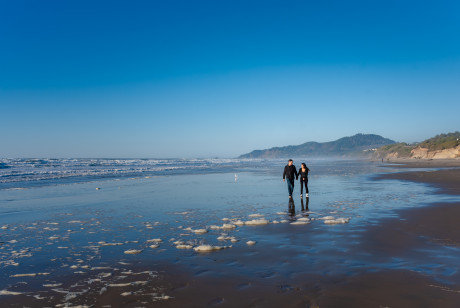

{"left": 298, "top": 163, "right": 310, "bottom": 198}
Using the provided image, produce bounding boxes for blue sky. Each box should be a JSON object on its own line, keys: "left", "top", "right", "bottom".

{"left": 1, "top": 0, "right": 459, "bottom": 158}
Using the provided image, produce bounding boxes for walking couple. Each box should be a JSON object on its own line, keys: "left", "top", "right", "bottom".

{"left": 282, "top": 159, "right": 310, "bottom": 199}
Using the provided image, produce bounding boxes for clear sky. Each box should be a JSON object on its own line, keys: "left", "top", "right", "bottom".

{"left": 1, "top": 0, "right": 459, "bottom": 158}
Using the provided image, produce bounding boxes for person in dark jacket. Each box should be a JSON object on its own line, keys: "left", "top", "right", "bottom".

{"left": 283, "top": 159, "right": 298, "bottom": 199}
{"left": 298, "top": 162, "right": 310, "bottom": 198}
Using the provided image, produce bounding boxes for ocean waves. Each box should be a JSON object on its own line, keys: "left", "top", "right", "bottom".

{"left": 0, "top": 158, "right": 261, "bottom": 189}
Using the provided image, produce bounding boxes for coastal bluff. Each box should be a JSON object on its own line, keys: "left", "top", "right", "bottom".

{"left": 410, "top": 145, "right": 460, "bottom": 159}
{"left": 374, "top": 132, "right": 460, "bottom": 160}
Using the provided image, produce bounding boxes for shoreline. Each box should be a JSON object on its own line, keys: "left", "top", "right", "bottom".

{"left": 377, "top": 157, "right": 460, "bottom": 168}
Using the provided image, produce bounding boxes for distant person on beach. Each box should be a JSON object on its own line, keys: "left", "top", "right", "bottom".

{"left": 298, "top": 162, "right": 310, "bottom": 198}
{"left": 283, "top": 159, "right": 298, "bottom": 199}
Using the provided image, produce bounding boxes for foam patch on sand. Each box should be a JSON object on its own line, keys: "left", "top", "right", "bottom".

{"left": 10, "top": 272, "right": 50, "bottom": 277}
{"left": 108, "top": 281, "right": 148, "bottom": 287}
{"left": 146, "top": 238, "right": 163, "bottom": 243}
{"left": 217, "top": 235, "right": 238, "bottom": 242}
{"left": 124, "top": 249, "right": 143, "bottom": 254}
{"left": 324, "top": 218, "right": 350, "bottom": 224}
{"left": 244, "top": 219, "right": 269, "bottom": 225}
{"left": 0, "top": 289, "right": 23, "bottom": 295}
{"left": 98, "top": 242, "right": 123, "bottom": 246}
{"left": 176, "top": 244, "right": 194, "bottom": 249}
{"left": 43, "top": 283, "right": 62, "bottom": 287}
{"left": 290, "top": 221, "right": 310, "bottom": 225}
{"left": 193, "top": 245, "right": 231, "bottom": 252}
{"left": 222, "top": 223, "right": 237, "bottom": 229}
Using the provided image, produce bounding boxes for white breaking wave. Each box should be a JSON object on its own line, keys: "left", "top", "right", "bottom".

{"left": 0, "top": 158, "right": 263, "bottom": 188}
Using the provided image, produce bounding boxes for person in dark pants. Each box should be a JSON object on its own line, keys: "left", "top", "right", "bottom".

{"left": 298, "top": 162, "right": 310, "bottom": 198}
{"left": 283, "top": 159, "right": 298, "bottom": 199}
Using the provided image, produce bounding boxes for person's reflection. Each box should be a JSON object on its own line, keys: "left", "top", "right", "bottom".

{"left": 288, "top": 198, "right": 295, "bottom": 217}
{"left": 300, "top": 197, "right": 309, "bottom": 212}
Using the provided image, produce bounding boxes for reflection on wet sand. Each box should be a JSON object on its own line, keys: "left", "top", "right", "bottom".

{"left": 300, "top": 197, "right": 309, "bottom": 212}
{"left": 288, "top": 199, "right": 295, "bottom": 216}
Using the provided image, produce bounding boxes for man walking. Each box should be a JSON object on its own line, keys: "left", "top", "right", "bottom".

{"left": 283, "top": 159, "right": 298, "bottom": 199}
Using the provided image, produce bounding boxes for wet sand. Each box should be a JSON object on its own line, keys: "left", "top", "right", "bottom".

{"left": 377, "top": 164, "right": 460, "bottom": 195}
{"left": 2, "top": 162, "right": 460, "bottom": 307}
{"left": 158, "top": 163, "right": 460, "bottom": 307}
{"left": 320, "top": 162, "right": 460, "bottom": 307}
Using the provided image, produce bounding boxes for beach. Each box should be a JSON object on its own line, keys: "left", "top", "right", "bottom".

{"left": 1, "top": 159, "right": 460, "bottom": 307}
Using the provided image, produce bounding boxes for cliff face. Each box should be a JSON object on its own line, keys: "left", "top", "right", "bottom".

{"left": 411, "top": 146, "right": 460, "bottom": 159}
{"left": 375, "top": 132, "right": 460, "bottom": 160}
